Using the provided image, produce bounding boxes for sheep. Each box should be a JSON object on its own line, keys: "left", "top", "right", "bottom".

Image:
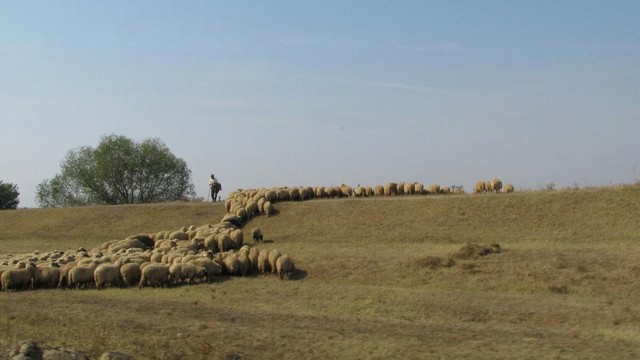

{"left": 248, "top": 247, "right": 260, "bottom": 273}
{"left": 34, "top": 262, "right": 61, "bottom": 289}
{"left": 94, "top": 261, "right": 126, "bottom": 290}
{"left": 230, "top": 229, "right": 244, "bottom": 248}
{"left": 188, "top": 258, "right": 222, "bottom": 281}
{"left": 504, "top": 184, "right": 514, "bottom": 193}
{"left": 257, "top": 249, "right": 270, "bottom": 274}
{"left": 340, "top": 184, "right": 353, "bottom": 197}
{"left": 440, "top": 186, "right": 451, "bottom": 195}
{"left": 1, "top": 262, "right": 36, "bottom": 291}
{"left": 139, "top": 264, "right": 171, "bottom": 289}
{"left": 217, "top": 233, "right": 233, "bottom": 253}
{"left": 473, "top": 181, "right": 486, "bottom": 193}
{"left": 427, "top": 184, "right": 441, "bottom": 195}
{"left": 223, "top": 253, "right": 241, "bottom": 275}
{"left": 404, "top": 182, "right": 414, "bottom": 195}
{"left": 264, "top": 201, "right": 275, "bottom": 217}
{"left": 288, "top": 188, "right": 301, "bottom": 201}
{"left": 127, "top": 234, "right": 155, "bottom": 249}
{"left": 276, "top": 254, "right": 294, "bottom": 280}
{"left": 268, "top": 249, "right": 282, "bottom": 274}
{"left": 245, "top": 201, "right": 259, "bottom": 218}
{"left": 374, "top": 185, "right": 384, "bottom": 196}
{"left": 485, "top": 180, "right": 494, "bottom": 193}
{"left": 180, "top": 263, "right": 207, "bottom": 284}
{"left": 384, "top": 182, "right": 398, "bottom": 196}
{"left": 120, "top": 262, "right": 141, "bottom": 287}
{"left": 57, "top": 262, "right": 77, "bottom": 288}
{"left": 251, "top": 227, "right": 263, "bottom": 243}
{"left": 169, "top": 230, "right": 189, "bottom": 241}
{"left": 491, "top": 178, "right": 503, "bottom": 193}
{"left": 238, "top": 253, "right": 251, "bottom": 276}
{"left": 68, "top": 261, "right": 99, "bottom": 289}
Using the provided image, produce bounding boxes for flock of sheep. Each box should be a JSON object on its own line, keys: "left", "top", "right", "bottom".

{"left": 0, "top": 179, "right": 513, "bottom": 292}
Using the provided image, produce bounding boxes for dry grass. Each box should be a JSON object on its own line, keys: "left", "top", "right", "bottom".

{"left": 1, "top": 185, "right": 640, "bottom": 359}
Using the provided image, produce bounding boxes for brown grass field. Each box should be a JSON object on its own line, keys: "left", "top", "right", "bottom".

{"left": 1, "top": 185, "right": 640, "bottom": 359}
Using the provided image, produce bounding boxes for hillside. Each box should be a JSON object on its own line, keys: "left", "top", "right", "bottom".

{"left": 1, "top": 185, "right": 640, "bottom": 359}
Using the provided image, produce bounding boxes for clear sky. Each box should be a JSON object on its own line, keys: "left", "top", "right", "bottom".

{"left": 1, "top": 1, "right": 639, "bottom": 208}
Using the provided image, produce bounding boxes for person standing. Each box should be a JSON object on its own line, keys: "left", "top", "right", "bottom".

{"left": 208, "top": 174, "right": 221, "bottom": 201}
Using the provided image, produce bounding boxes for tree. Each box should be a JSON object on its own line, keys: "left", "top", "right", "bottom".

{"left": 0, "top": 181, "right": 20, "bottom": 209}
{"left": 36, "top": 134, "right": 196, "bottom": 207}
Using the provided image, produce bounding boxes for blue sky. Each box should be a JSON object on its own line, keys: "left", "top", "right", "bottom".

{"left": 1, "top": 1, "right": 638, "bottom": 207}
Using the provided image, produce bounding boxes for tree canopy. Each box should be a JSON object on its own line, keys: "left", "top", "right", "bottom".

{"left": 36, "top": 135, "right": 195, "bottom": 207}
{"left": 0, "top": 181, "right": 20, "bottom": 210}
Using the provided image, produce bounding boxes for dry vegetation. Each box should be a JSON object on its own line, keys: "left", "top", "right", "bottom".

{"left": 1, "top": 185, "right": 640, "bottom": 359}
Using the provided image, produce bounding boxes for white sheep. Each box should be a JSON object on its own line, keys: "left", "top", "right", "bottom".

{"left": 257, "top": 249, "right": 270, "bottom": 274}
{"left": 120, "top": 262, "right": 141, "bottom": 287}
{"left": 68, "top": 261, "right": 99, "bottom": 289}
{"left": 1, "top": 262, "right": 36, "bottom": 291}
{"left": 276, "top": 254, "right": 294, "bottom": 280}
{"left": 268, "top": 249, "right": 282, "bottom": 275}
{"left": 139, "top": 263, "right": 171, "bottom": 289}
{"left": 34, "top": 263, "right": 61, "bottom": 289}
{"left": 94, "top": 262, "right": 126, "bottom": 290}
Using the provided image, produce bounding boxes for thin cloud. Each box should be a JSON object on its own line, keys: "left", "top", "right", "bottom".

{"left": 299, "top": 75, "right": 466, "bottom": 96}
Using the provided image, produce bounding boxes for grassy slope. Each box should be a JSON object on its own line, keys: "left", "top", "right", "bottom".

{"left": 1, "top": 186, "right": 639, "bottom": 359}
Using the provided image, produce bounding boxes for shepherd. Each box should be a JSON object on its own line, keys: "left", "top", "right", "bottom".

{"left": 208, "top": 174, "right": 222, "bottom": 202}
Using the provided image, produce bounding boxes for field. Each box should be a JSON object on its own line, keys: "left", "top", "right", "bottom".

{"left": 1, "top": 186, "right": 640, "bottom": 359}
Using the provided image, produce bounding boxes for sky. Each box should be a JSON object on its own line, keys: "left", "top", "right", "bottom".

{"left": 1, "top": 1, "right": 639, "bottom": 208}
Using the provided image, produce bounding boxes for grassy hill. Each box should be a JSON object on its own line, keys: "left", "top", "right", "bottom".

{"left": 1, "top": 185, "right": 639, "bottom": 359}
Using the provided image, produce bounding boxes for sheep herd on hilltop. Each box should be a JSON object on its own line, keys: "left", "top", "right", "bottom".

{"left": 0, "top": 179, "right": 513, "bottom": 292}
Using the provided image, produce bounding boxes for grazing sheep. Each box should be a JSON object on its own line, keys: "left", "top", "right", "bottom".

{"left": 217, "top": 233, "right": 233, "bottom": 253}
{"left": 120, "top": 263, "right": 141, "bottom": 287}
{"left": 414, "top": 182, "right": 424, "bottom": 195}
{"left": 34, "top": 263, "right": 61, "bottom": 289}
{"left": 404, "top": 182, "right": 414, "bottom": 195}
{"left": 485, "top": 180, "right": 494, "bottom": 193}
{"left": 245, "top": 201, "right": 259, "bottom": 218}
{"left": 268, "top": 249, "right": 282, "bottom": 274}
{"left": 491, "top": 178, "right": 503, "bottom": 193}
{"left": 440, "top": 186, "right": 451, "bottom": 195}
{"left": 473, "top": 181, "right": 486, "bottom": 193}
{"left": 169, "top": 230, "right": 189, "bottom": 241}
{"left": 257, "top": 249, "right": 270, "bottom": 274}
{"left": 127, "top": 234, "right": 155, "bottom": 249}
{"left": 238, "top": 253, "right": 251, "bottom": 276}
{"left": 188, "top": 258, "right": 222, "bottom": 281}
{"left": 57, "top": 262, "right": 77, "bottom": 289}
{"left": 276, "top": 254, "right": 294, "bottom": 280}
{"left": 68, "top": 261, "right": 99, "bottom": 289}
{"left": 230, "top": 229, "right": 244, "bottom": 248}
{"left": 251, "top": 227, "right": 263, "bottom": 243}
{"left": 1, "top": 262, "right": 36, "bottom": 291}
{"left": 94, "top": 261, "right": 127, "bottom": 290}
{"left": 427, "top": 184, "right": 441, "bottom": 195}
{"left": 384, "top": 182, "right": 398, "bottom": 196}
{"left": 139, "top": 264, "right": 171, "bottom": 289}
{"left": 248, "top": 247, "right": 260, "bottom": 273}
{"left": 504, "top": 184, "right": 514, "bottom": 193}
{"left": 264, "top": 201, "right": 275, "bottom": 217}
{"left": 374, "top": 185, "right": 384, "bottom": 196}
{"left": 223, "top": 253, "right": 241, "bottom": 275}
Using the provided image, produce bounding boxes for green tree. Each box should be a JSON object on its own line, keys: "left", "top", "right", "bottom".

{"left": 0, "top": 181, "right": 20, "bottom": 209}
{"left": 36, "top": 134, "right": 196, "bottom": 207}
